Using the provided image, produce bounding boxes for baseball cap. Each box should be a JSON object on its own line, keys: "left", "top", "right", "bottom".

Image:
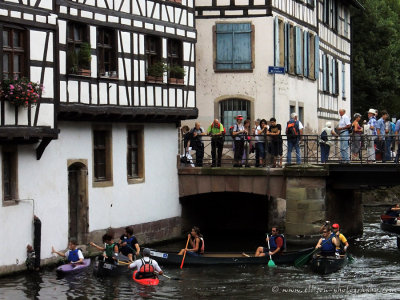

{"left": 332, "top": 223, "right": 339, "bottom": 229}
{"left": 236, "top": 115, "right": 243, "bottom": 120}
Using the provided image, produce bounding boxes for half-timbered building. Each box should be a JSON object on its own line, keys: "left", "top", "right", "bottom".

{"left": 193, "top": 0, "right": 362, "bottom": 133}
{"left": 0, "top": 0, "right": 197, "bottom": 273}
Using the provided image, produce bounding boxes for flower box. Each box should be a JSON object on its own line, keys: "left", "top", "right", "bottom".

{"left": 0, "top": 77, "right": 42, "bottom": 107}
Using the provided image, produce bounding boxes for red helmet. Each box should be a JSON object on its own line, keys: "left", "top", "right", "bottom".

{"left": 332, "top": 223, "right": 339, "bottom": 229}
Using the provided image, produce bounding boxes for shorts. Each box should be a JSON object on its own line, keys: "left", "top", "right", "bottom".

{"left": 120, "top": 246, "right": 134, "bottom": 256}
{"left": 186, "top": 251, "right": 201, "bottom": 257}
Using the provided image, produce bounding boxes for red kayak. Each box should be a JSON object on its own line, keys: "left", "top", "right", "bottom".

{"left": 132, "top": 271, "right": 159, "bottom": 286}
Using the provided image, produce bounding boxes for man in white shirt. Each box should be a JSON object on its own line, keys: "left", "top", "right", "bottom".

{"left": 337, "top": 109, "right": 351, "bottom": 163}
{"left": 129, "top": 248, "right": 163, "bottom": 279}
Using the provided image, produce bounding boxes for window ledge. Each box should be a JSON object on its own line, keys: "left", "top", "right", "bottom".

{"left": 67, "top": 74, "right": 92, "bottom": 78}
{"left": 2, "top": 200, "right": 18, "bottom": 207}
{"left": 93, "top": 180, "right": 113, "bottom": 188}
{"left": 128, "top": 177, "right": 145, "bottom": 184}
{"left": 214, "top": 69, "right": 253, "bottom": 74}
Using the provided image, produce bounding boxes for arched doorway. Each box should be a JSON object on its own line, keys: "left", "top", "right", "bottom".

{"left": 68, "top": 162, "right": 89, "bottom": 244}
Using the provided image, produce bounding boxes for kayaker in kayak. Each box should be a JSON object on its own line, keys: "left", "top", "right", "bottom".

{"left": 384, "top": 204, "right": 400, "bottom": 225}
{"left": 119, "top": 227, "right": 140, "bottom": 262}
{"left": 51, "top": 240, "right": 84, "bottom": 264}
{"left": 254, "top": 227, "right": 285, "bottom": 257}
{"left": 90, "top": 233, "right": 119, "bottom": 264}
{"left": 315, "top": 227, "right": 339, "bottom": 257}
{"left": 129, "top": 248, "right": 163, "bottom": 279}
{"left": 178, "top": 226, "right": 205, "bottom": 256}
{"left": 331, "top": 223, "right": 349, "bottom": 254}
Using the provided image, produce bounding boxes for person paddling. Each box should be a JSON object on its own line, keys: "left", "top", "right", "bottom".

{"left": 385, "top": 204, "right": 400, "bottom": 225}
{"left": 331, "top": 223, "right": 349, "bottom": 254}
{"left": 178, "top": 226, "right": 205, "bottom": 256}
{"left": 51, "top": 240, "right": 84, "bottom": 264}
{"left": 254, "top": 227, "right": 285, "bottom": 257}
{"left": 129, "top": 248, "right": 163, "bottom": 279}
{"left": 90, "top": 233, "right": 119, "bottom": 264}
{"left": 315, "top": 227, "right": 339, "bottom": 257}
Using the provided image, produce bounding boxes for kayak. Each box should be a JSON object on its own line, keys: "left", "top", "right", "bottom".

{"left": 56, "top": 258, "right": 91, "bottom": 275}
{"left": 93, "top": 256, "right": 128, "bottom": 277}
{"left": 132, "top": 270, "right": 159, "bottom": 286}
{"left": 149, "top": 248, "right": 314, "bottom": 266}
{"left": 310, "top": 255, "right": 347, "bottom": 275}
{"left": 380, "top": 215, "right": 400, "bottom": 234}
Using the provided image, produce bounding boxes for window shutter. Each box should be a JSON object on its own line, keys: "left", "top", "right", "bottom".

{"left": 303, "top": 31, "right": 308, "bottom": 77}
{"left": 315, "top": 36, "right": 319, "bottom": 79}
{"left": 322, "top": 54, "right": 327, "bottom": 91}
{"left": 295, "top": 27, "right": 302, "bottom": 75}
{"left": 274, "top": 17, "right": 279, "bottom": 66}
{"left": 342, "top": 61, "right": 346, "bottom": 98}
{"left": 332, "top": 59, "right": 336, "bottom": 94}
{"left": 232, "top": 23, "right": 252, "bottom": 70}
{"left": 216, "top": 24, "right": 234, "bottom": 70}
{"left": 285, "top": 22, "right": 289, "bottom": 72}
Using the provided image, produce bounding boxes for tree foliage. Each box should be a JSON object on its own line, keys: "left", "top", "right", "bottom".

{"left": 352, "top": 0, "right": 400, "bottom": 118}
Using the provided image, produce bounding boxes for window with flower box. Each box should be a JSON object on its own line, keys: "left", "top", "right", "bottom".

{"left": 2, "top": 27, "right": 27, "bottom": 80}
{"left": 97, "top": 28, "right": 117, "bottom": 77}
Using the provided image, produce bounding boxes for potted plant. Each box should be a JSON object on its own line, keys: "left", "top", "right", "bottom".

{"left": 67, "top": 51, "right": 79, "bottom": 74}
{"left": 78, "top": 42, "right": 91, "bottom": 76}
{"left": 0, "top": 77, "right": 42, "bottom": 108}
{"left": 146, "top": 61, "right": 166, "bottom": 83}
{"left": 168, "top": 65, "right": 185, "bottom": 84}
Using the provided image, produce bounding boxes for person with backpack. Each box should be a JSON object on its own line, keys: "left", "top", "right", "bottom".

{"left": 254, "top": 227, "right": 285, "bottom": 257}
{"left": 129, "top": 248, "right": 163, "bottom": 279}
{"left": 189, "top": 122, "right": 207, "bottom": 167}
{"left": 232, "top": 115, "right": 246, "bottom": 167}
{"left": 319, "top": 121, "right": 338, "bottom": 163}
{"left": 207, "top": 119, "right": 225, "bottom": 167}
{"left": 286, "top": 113, "right": 302, "bottom": 164}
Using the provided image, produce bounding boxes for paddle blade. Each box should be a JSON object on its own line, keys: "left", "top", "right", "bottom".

{"left": 294, "top": 253, "right": 312, "bottom": 268}
{"left": 346, "top": 253, "right": 354, "bottom": 263}
{"left": 268, "top": 259, "right": 276, "bottom": 268}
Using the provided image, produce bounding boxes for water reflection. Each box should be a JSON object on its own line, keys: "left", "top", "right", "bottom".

{"left": 0, "top": 207, "right": 400, "bottom": 299}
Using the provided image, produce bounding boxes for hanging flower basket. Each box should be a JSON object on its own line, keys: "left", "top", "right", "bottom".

{"left": 0, "top": 77, "right": 42, "bottom": 108}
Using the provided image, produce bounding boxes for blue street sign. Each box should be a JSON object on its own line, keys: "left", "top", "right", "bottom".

{"left": 268, "top": 66, "right": 285, "bottom": 74}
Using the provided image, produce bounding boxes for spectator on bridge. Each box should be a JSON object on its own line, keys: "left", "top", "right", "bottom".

{"left": 268, "top": 118, "right": 283, "bottom": 168}
{"left": 376, "top": 110, "right": 389, "bottom": 162}
{"left": 207, "top": 119, "right": 225, "bottom": 167}
{"left": 366, "top": 109, "right": 377, "bottom": 163}
{"left": 242, "top": 119, "right": 252, "bottom": 167}
{"left": 232, "top": 115, "right": 246, "bottom": 167}
{"left": 254, "top": 119, "right": 267, "bottom": 167}
{"left": 189, "top": 122, "right": 207, "bottom": 167}
{"left": 319, "top": 122, "right": 338, "bottom": 163}
{"left": 286, "top": 113, "right": 302, "bottom": 164}
{"left": 384, "top": 116, "right": 395, "bottom": 162}
{"left": 337, "top": 109, "right": 351, "bottom": 163}
{"left": 351, "top": 113, "right": 363, "bottom": 161}
{"left": 395, "top": 118, "right": 400, "bottom": 163}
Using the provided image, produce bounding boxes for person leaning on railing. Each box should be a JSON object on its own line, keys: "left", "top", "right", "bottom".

{"left": 366, "top": 109, "right": 377, "bottom": 163}
{"left": 319, "top": 122, "right": 338, "bottom": 163}
{"left": 351, "top": 113, "right": 363, "bottom": 161}
{"left": 207, "top": 119, "right": 225, "bottom": 167}
{"left": 395, "top": 118, "right": 400, "bottom": 163}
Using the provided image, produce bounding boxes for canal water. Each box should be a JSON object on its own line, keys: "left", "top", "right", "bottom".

{"left": 1, "top": 206, "right": 400, "bottom": 300}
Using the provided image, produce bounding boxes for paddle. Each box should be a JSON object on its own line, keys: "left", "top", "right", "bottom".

{"left": 346, "top": 252, "right": 354, "bottom": 263}
{"left": 266, "top": 234, "right": 276, "bottom": 268}
{"left": 155, "top": 271, "right": 180, "bottom": 280}
{"left": 294, "top": 236, "right": 333, "bottom": 268}
{"left": 180, "top": 235, "right": 191, "bottom": 269}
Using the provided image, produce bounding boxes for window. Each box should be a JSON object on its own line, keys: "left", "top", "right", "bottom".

{"left": 145, "top": 35, "right": 162, "bottom": 70}
{"left": 298, "top": 106, "right": 304, "bottom": 124}
{"left": 167, "top": 39, "right": 182, "bottom": 67}
{"left": 67, "top": 22, "right": 89, "bottom": 75}
{"left": 2, "top": 28, "right": 26, "bottom": 79}
{"left": 290, "top": 105, "right": 296, "bottom": 116}
{"left": 2, "top": 148, "right": 17, "bottom": 203}
{"left": 215, "top": 23, "right": 253, "bottom": 71}
{"left": 93, "top": 128, "right": 112, "bottom": 186}
{"left": 97, "top": 28, "right": 117, "bottom": 77}
{"left": 220, "top": 99, "right": 251, "bottom": 140}
{"left": 127, "top": 127, "right": 144, "bottom": 183}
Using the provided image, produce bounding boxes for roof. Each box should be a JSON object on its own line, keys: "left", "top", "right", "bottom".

{"left": 346, "top": 0, "right": 364, "bottom": 10}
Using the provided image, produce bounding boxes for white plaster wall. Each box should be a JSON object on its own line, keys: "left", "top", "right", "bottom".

{"left": 192, "top": 17, "right": 318, "bottom": 132}
{"left": 0, "top": 122, "right": 180, "bottom": 267}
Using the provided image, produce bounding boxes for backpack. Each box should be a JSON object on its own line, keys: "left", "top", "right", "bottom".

{"left": 229, "top": 126, "right": 234, "bottom": 136}
{"left": 286, "top": 120, "right": 299, "bottom": 140}
{"left": 320, "top": 130, "right": 328, "bottom": 142}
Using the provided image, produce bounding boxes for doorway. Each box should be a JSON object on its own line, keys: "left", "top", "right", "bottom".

{"left": 68, "top": 162, "right": 89, "bottom": 244}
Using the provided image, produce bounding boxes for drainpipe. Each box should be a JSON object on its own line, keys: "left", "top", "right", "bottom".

{"left": 273, "top": 73, "right": 276, "bottom": 117}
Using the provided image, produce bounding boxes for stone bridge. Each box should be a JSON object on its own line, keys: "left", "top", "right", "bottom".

{"left": 178, "top": 164, "right": 400, "bottom": 240}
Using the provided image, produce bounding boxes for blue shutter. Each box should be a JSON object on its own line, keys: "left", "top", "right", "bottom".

{"left": 284, "top": 23, "right": 289, "bottom": 72}
{"left": 329, "top": 58, "right": 333, "bottom": 94}
{"left": 342, "top": 62, "right": 345, "bottom": 98}
{"left": 274, "top": 17, "right": 279, "bottom": 66}
{"left": 315, "top": 36, "right": 320, "bottom": 79}
{"left": 332, "top": 59, "right": 336, "bottom": 94}
{"left": 295, "top": 27, "right": 302, "bottom": 75}
{"left": 216, "top": 24, "right": 233, "bottom": 70}
{"left": 232, "top": 23, "right": 252, "bottom": 70}
{"left": 303, "top": 31, "right": 308, "bottom": 77}
{"left": 322, "top": 54, "right": 327, "bottom": 91}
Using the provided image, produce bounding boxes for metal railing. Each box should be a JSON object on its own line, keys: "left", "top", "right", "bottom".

{"left": 179, "top": 134, "right": 400, "bottom": 167}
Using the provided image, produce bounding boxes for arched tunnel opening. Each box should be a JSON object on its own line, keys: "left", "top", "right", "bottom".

{"left": 180, "top": 192, "right": 270, "bottom": 252}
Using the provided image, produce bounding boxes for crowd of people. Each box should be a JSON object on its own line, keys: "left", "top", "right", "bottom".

{"left": 181, "top": 108, "right": 400, "bottom": 166}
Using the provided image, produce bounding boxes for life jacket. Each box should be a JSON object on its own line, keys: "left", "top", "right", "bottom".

{"left": 67, "top": 249, "right": 80, "bottom": 262}
{"left": 286, "top": 119, "right": 299, "bottom": 139}
{"left": 269, "top": 235, "right": 285, "bottom": 253}
{"left": 386, "top": 207, "right": 400, "bottom": 217}
{"left": 320, "top": 237, "right": 335, "bottom": 253}
{"left": 136, "top": 258, "right": 155, "bottom": 279}
{"left": 105, "top": 243, "right": 117, "bottom": 258}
